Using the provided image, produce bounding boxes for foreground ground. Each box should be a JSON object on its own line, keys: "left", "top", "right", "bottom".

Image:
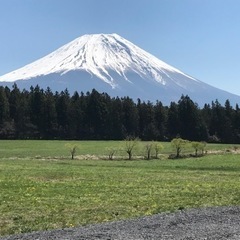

{"left": 0, "top": 141, "right": 240, "bottom": 237}
{"left": 1, "top": 206, "right": 240, "bottom": 239}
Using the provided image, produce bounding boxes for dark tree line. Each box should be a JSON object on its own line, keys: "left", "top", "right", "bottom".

{"left": 0, "top": 84, "right": 240, "bottom": 143}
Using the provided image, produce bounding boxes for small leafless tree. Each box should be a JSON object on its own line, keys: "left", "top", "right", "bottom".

{"left": 124, "top": 136, "right": 140, "bottom": 160}
{"left": 65, "top": 144, "right": 78, "bottom": 160}
{"left": 106, "top": 147, "right": 118, "bottom": 160}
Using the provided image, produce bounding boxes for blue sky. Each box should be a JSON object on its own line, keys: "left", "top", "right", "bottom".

{"left": 1, "top": 0, "right": 240, "bottom": 96}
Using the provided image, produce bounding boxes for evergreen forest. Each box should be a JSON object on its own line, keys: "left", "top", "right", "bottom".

{"left": 0, "top": 84, "right": 240, "bottom": 143}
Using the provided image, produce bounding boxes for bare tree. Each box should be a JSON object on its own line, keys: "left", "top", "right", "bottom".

{"left": 105, "top": 147, "right": 118, "bottom": 160}
{"left": 124, "top": 136, "right": 140, "bottom": 160}
{"left": 65, "top": 144, "right": 78, "bottom": 160}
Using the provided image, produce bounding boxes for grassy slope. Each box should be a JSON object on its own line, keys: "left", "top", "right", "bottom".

{"left": 0, "top": 140, "right": 240, "bottom": 236}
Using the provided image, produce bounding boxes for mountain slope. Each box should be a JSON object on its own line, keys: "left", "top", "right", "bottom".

{"left": 0, "top": 33, "right": 239, "bottom": 106}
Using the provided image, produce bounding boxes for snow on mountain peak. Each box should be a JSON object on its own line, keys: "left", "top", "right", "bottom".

{"left": 0, "top": 33, "right": 196, "bottom": 88}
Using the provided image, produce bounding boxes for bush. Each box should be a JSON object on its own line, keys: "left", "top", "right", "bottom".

{"left": 191, "top": 141, "right": 207, "bottom": 156}
{"left": 171, "top": 138, "right": 189, "bottom": 158}
{"left": 153, "top": 142, "right": 163, "bottom": 159}
{"left": 65, "top": 144, "right": 78, "bottom": 160}
{"left": 124, "top": 136, "right": 140, "bottom": 160}
{"left": 105, "top": 147, "right": 118, "bottom": 160}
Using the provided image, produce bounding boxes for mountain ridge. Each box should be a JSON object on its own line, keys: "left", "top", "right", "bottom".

{"left": 0, "top": 33, "right": 239, "bottom": 106}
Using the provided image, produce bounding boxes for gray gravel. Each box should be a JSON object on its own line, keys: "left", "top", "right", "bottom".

{"left": 1, "top": 206, "right": 240, "bottom": 240}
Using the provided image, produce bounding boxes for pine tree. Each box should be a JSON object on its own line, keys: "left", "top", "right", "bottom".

{"left": 42, "top": 87, "right": 57, "bottom": 138}
{"left": 178, "top": 95, "right": 205, "bottom": 141}
{"left": 122, "top": 97, "right": 139, "bottom": 137}
{"left": 167, "top": 101, "right": 180, "bottom": 138}
{"left": 154, "top": 100, "right": 167, "bottom": 140}
{"left": 55, "top": 89, "right": 70, "bottom": 138}
{"left": 109, "top": 97, "right": 124, "bottom": 139}
{"left": 0, "top": 86, "right": 9, "bottom": 124}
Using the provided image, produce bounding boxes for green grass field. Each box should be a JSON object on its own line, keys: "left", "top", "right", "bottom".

{"left": 0, "top": 140, "right": 237, "bottom": 159}
{"left": 0, "top": 140, "right": 240, "bottom": 236}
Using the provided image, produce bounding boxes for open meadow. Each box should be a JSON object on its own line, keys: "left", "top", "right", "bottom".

{"left": 0, "top": 140, "right": 240, "bottom": 236}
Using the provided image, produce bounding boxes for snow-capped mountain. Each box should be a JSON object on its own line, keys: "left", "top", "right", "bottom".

{"left": 0, "top": 33, "right": 239, "bottom": 106}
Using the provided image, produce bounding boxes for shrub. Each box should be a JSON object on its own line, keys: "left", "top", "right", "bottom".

{"left": 105, "top": 147, "right": 118, "bottom": 160}
{"left": 65, "top": 144, "right": 78, "bottom": 160}
{"left": 145, "top": 143, "right": 153, "bottom": 160}
{"left": 124, "top": 136, "right": 140, "bottom": 160}
{"left": 171, "top": 137, "right": 189, "bottom": 158}
{"left": 153, "top": 142, "right": 163, "bottom": 159}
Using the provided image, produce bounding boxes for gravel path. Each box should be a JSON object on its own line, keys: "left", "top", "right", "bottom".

{"left": 1, "top": 206, "right": 240, "bottom": 240}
